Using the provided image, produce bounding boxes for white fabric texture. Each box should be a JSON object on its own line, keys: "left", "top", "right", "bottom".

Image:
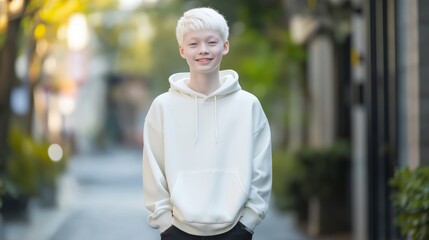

{"left": 143, "top": 69, "right": 272, "bottom": 236}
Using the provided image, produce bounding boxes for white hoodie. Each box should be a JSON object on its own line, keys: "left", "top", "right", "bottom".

{"left": 143, "top": 69, "right": 272, "bottom": 236}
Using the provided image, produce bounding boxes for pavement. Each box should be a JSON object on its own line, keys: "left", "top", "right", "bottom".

{"left": 2, "top": 146, "right": 311, "bottom": 240}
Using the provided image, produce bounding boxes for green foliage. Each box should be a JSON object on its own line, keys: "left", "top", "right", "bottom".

{"left": 272, "top": 141, "right": 350, "bottom": 211}
{"left": 5, "top": 127, "right": 40, "bottom": 196}
{"left": 113, "top": 12, "right": 158, "bottom": 76}
{"left": 390, "top": 166, "right": 429, "bottom": 240}
{"left": 272, "top": 149, "right": 304, "bottom": 211}
{"left": 145, "top": 3, "right": 188, "bottom": 94}
{"left": 21, "top": 0, "right": 89, "bottom": 46}
{"left": 226, "top": 29, "right": 305, "bottom": 97}
{"left": 225, "top": 29, "right": 282, "bottom": 99}
{"left": 3, "top": 126, "right": 64, "bottom": 198}
{"left": 222, "top": 28, "right": 306, "bottom": 134}
{"left": 29, "top": 0, "right": 88, "bottom": 25}
{"left": 295, "top": 141, "right": 350, "bottom": 199}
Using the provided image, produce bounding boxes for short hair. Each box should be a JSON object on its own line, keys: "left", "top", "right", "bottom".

{"left": 176, "top": 7, "right": 229, "bottom": 46}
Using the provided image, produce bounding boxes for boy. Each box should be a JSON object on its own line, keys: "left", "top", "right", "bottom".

{"left": 143, "top": 7, "right": 272, "bottom": 240}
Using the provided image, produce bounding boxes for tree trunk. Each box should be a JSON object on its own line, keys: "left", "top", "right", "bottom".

{"left": 0, "top": 17, "right": 21, "bottom": 168}
{"left": 0, "top": 0, "right": 31, "bottom": 169}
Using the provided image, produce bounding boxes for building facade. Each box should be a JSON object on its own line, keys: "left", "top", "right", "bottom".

{"left": 287, "top": 0, "right": 429, "bottom": 239}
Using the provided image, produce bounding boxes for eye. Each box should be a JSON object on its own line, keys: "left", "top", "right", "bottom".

{"left": 208, "top": 41, "right": 218, "bottom": 45}
{"left": 189, "top": 43, "right": 197, "bottom": 47}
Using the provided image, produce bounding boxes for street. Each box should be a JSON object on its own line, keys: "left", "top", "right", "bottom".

{"left": 3, "top": 147, "right": 310, "bottom": 240}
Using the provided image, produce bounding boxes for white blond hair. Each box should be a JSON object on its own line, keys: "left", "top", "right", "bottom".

{"left": 176, "top": 7, "right": 229, "bottom": 46}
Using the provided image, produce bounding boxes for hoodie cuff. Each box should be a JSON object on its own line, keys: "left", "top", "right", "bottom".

{"left": 239, "top": 208, "right": 262, "bottom": 231}
{"left": 155, "top": 211, "right": 173, "bottom": 233}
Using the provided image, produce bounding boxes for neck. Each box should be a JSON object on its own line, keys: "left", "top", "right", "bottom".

{"left": 187, "top": 71, "right": 221, "bottom": 95}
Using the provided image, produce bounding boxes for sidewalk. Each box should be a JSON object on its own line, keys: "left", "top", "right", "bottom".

{"left": 2, "top": 146, "right": 311, "bottom": 240}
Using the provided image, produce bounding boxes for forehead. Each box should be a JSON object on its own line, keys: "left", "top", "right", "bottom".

{"left": 183, "top": 30, "right": 222, "bottom": 41}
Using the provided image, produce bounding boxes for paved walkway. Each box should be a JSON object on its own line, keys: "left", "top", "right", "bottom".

{"left": 2, "top": 146, "right": 311, "bottom": 240}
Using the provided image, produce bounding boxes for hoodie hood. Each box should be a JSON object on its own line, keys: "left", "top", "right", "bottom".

{"left": 167, "top": 70, "right": 241, "bottom": 144}
{"left": 168, "top": 69, "right": 241, "bottom": 99}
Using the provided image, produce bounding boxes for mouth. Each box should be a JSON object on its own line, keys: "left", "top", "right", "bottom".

{"left": 196, "top": 58, "right": 213, "bottom": 63}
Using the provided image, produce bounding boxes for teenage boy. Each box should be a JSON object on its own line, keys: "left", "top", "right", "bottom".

{"left": 143, "top": 7, "right": 272, "bottom": 240}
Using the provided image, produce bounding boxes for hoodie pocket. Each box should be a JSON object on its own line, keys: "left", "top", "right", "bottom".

{"left": 171, "top": 169, "right": 247, "bottom": 224}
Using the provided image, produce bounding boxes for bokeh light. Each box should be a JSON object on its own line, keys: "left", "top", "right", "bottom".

{"left": 67, "top": 13, "right": 89, "bottom": 51}
{"left": 48, "top": 143, "right": 63, "bottom": 162}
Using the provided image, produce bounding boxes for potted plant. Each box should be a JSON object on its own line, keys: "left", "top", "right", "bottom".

{"left": 272, "top": 149, "right": 307, "bottom": 225}
{"left": 1, "top": 127, "right": 40, "bottom": 218}
{"left": 390, "top": 166, "right": 429, "bottom": 240}
{"left": 1, "top": 126, "right": 67, "bottom": 217}
{"left": 293, "top": 141, "right": 351, "bottom": 236}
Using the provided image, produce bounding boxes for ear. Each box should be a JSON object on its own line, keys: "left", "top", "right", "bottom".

{"left": 222, "top": 40, "right": 230, "bottom": 55}
{"left": 179, "top": 45, "right": 186, "bottom": 59}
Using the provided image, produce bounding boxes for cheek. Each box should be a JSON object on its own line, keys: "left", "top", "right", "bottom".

{"left": 181, "top": 50, "right": 192, "bottom": 59}
{"left": 185, "top": 48, "right": 197, "bottom": 56}
{"left": 185, "top": 56, "right": 195, "bottom": 65}
{"left": 212, "top": 46, "right": 225, "bottom": 54}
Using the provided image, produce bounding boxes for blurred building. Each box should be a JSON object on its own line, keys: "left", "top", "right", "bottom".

{"left": 351, "top": 0, "right": 428, "bottom": 239}
{"left": 286, "top": 0, "right": 429, "bottom": 239}
{"left": 104, "top": 73, "right": 152, "bottom": 148}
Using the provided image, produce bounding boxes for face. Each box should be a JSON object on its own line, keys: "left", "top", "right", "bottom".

{"left": 179, "top": 30, "right": 229, "bottom": 75}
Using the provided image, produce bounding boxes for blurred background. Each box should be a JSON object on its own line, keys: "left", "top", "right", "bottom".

{"left": 0, "top": 0, "right": 428, "bottom": 240}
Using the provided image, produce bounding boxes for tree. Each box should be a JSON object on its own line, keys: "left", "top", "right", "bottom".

{"left": 0, "top": 0, "right": 31, "bottom": 177}
{"left": 0, "top": 0, "right": 95, "bottom": 203}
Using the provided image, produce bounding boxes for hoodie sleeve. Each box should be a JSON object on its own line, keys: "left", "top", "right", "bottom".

{"left": 142, "top": 103, "right": 172, "bottom": 233}
{"left": 239, "top": 110, "right": 272, "bottom": 231}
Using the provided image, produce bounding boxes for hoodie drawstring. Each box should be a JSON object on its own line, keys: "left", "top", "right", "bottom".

{"left": 214, "top": 96, "right": 218, "bottom": 143}
{"left": 194, "top": 95, "right": 199, "bottom": 144}
{"left": 193, "top": 95, "right": 218, "bottom": 144}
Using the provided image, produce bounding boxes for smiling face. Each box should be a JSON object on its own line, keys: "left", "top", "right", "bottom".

{"left": 179, "top": 30, "right": 229, "bottom": 75}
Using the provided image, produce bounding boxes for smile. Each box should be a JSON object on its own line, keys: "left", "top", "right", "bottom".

{"left": 196, "top": 58, "right": 213, "bottom": 63}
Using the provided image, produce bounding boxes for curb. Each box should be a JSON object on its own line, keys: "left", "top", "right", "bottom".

{"left": 3, "top": 174, "right": 80, "bottom": 240}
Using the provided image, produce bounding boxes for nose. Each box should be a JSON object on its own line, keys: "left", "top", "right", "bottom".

{"left": 198, "top": 43, "right": 209, "bottom": 54}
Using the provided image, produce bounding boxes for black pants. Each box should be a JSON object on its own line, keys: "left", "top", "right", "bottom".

{"left": 160, "top": 222, "right": 253, "bottom": 240}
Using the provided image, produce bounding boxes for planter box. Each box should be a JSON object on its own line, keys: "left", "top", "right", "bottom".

{"left": 307, "top": 195, "right": 351, "bottom": 236}
{"left": 0, "top": 194, "right": 30, "bottom": 221}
